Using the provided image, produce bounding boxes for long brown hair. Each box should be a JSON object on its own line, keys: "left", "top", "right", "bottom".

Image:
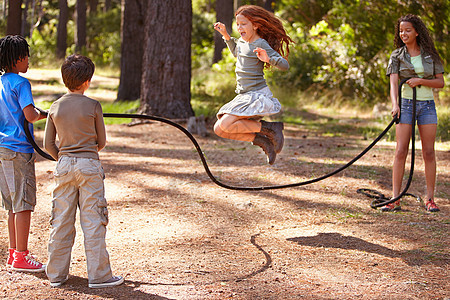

{"left": 236, "top": 5, "right": 293, "bottom": 61}
{"left": 394, "top": 14, "right": 442, "bottom": 64}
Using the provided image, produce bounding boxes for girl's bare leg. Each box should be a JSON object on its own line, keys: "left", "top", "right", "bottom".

{"left": 418, "top": 124, "right": 437, "bottom": 201}
{"left": 392, "top": 124, "right": 412, "bottom": 198}
{"left": 214, "top": 114, "right": 261, "bottom": 142}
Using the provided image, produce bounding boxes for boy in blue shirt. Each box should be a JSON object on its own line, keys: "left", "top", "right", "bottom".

{"left": 0, "top": 35, "right": 47, "bottom": 272}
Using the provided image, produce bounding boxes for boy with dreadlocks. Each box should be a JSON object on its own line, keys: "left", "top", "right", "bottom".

{"left": 0, "top": 35, "right": 47, "bottom": 272}
{"left": 213, "top": 5, "right": 293, "bottom": 165}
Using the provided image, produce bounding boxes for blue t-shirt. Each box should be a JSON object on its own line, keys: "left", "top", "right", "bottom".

{"left": 0, "top": 73, "right": 35, "bottom": 153}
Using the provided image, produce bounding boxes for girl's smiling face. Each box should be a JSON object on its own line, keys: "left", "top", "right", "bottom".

{"left": 399, "top": 21, "right": 418, "bottom": 45}
{"left": 236, "top": 14, "right": 258, "bottom": 43}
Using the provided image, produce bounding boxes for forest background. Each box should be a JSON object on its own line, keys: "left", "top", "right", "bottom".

{"left": 1, "top": 0, "right": 449, "bottom": 141}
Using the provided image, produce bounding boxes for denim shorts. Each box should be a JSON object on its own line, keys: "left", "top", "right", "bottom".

{"left": 399, "top": 98, "right": 437, "bottom": 125}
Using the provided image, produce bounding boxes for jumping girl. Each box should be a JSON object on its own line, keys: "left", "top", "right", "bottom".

{"left": 385, "top": 14, "right": 445, "bottom": 212}
{"left": 213, "top": 5, "right": 293, "bottom": 165}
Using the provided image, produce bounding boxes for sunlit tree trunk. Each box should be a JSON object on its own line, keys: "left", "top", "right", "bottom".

{"left": 56, "top": 0, "right": 69, "bottom": 59}
{"left": 6, "top": 0, "right": 22, "bottom": 35}
{"left": 117, "top": 0, "right": 145, "bottom": 101}
{"left": 139, "top": 0, "right": 194, "bottom": 119}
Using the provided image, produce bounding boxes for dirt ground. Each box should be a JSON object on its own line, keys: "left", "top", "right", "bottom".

{"left": 0, "top": 116, "right": 448, "bottom": 299}
{"left": 0, "top": 70, "right": 449, "bottom": 299}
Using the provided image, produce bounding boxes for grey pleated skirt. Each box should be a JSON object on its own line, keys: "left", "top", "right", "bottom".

{"left": 217, "top": 86, "right": 281, "bottom": 119}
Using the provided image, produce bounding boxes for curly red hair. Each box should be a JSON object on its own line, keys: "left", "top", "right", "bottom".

{"left": 235, "top": 5, "right": 293, "bottom": 61}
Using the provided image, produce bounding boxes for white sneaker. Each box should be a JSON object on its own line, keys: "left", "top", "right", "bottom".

{"left": 50, "top": 275, "right": 69, "bottom": 287}
{"left": 88, "top": 276, "right": 124, "bottom": 288}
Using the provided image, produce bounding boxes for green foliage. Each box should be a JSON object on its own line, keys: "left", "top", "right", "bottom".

{"left": 436, "top": 105, "right": 449, "bottom": 142}
{"left": 100, "top": 100, "right": 140, "bottom": 125}
{"left": 191, "top": 67, "right": 236, "bottom": 117}
{"left": 275, "top": 0, "right": 449, "bottom": 107}
{"left": 266, "top": 23, "right": 325, "bottom": 91}
{"left": 0, "top": 17, "right": 6, "bottom": 36}
{"left": 192, "top": 11, "right": 215, "bottom": 69}
{"left": 86, "top": 8, "right": 121, "bottom": 68}
{"left": 29, "top": 20, "right": 60, "bottom": 68}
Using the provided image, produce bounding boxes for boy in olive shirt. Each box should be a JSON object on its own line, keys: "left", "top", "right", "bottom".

{"left": 44, "top": 54, "right": 123, "bottom": 288}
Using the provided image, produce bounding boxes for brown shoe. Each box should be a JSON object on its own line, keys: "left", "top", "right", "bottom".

{"left": 252, "top": 133, "right": 276, "bottom": 165}
{"left": 260, "top": 120, "right": 284, "bottom": 153}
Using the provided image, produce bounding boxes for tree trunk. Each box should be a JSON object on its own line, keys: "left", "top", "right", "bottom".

{"left": 75, "top": 0, "right": 87, "bottom": 52}
{"left": 139, "top": 0, "right": 194, "bottom": 119}
{"left": 104, "top": 0, "right": 111, "bottom": 12}
{"left": 264, "top": 0, "right": 274, "bottom": 12}
{"left": 56, "top": 0, "right": 69, "bottom": 59}
{"left": 3, "top": 0, "right": 6, "bottom": 20}
{"left": 117, "top": 0, "right": 146, "bottom": 101}
{"left": 89, "top": 0, "right": 98, "bottom": 15}
{"left": 6, "top": 0, "right": 22, "bottom": 35}
{"left": 21, "top": 0, "right": 31, "bottom": 37}
{"left": 213, "top": 0, "right": 234, "bottom": 63}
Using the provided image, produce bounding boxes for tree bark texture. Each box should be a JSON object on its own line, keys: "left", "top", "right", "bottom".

{"left": 117, "top": 0, "right": 146, "bottom": 101}
{"left": 6, "top": 0, "right": 22, "bottom": 35}
{"left": 56, "top": 0, "right": 69, "bottom": 59}
{"left": 75, "top": 0, "right": 87, "bottom": 52}
{"left": 140, "top": 0, "right": 194, "bottom": 119}
{"left": 104, "top": 0, "right": 111, "bottom": 12}
{"left": 213, "top": 0, "right": 234, "bottom": 63}
{"left": 89, "top": 0, "right": 98, "bottom": 15}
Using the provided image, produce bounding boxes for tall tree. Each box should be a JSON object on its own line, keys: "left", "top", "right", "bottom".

{"left": 21, "top": 0, "right": 31, "bottom": 37}
{"left": 56, "top": 0, "right": 69, "bottom": 59}
{"left": 139, "top": 0, "right": 194, "bottom": 119}
{"left": 104, "top": 0, "right": 112, "bottom": 12}
{"left": 264, "top": 0, "right": 274, "bottom": 12}
{"left": 213, "top": 0, "right": 234, "bottom": 63}
{"left": 6, "top": 0, "right": 22, "bottom": 35}
{"left": 75, "top": 0, "right": 87, "bottom": 52}
{"left": 89, "top": 0, "right": 98, "bottom": 15}
{"left": 117, "top": 0, "right": 146, "bottom": 101}
{"left": 3, "top": 0, "right": 6, "bottom": 20}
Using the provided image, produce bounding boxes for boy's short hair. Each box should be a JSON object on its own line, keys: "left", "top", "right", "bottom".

{"left": 61, "top": 54, "right": 95, "bottom": 91}
{"left": 0, "top": 35, "right": 30, "bottom": 75}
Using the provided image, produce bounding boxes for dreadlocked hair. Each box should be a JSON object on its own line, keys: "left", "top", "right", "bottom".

{"left": 394, "top": 14, "right": 442, "bottom": 64}
{"left": 0, "top": 35, "right": 30, "bottom": 75}
{"left": 236, "top": 5, "right": 293, "bottom": 67}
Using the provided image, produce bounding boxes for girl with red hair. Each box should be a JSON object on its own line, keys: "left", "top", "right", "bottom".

{"left": 213, "top": 5, "right": 293, "bottom": 165}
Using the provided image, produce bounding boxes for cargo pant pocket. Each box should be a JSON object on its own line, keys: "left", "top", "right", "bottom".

{"left": 98, "top": 198, "right": 109, "bottom": 226}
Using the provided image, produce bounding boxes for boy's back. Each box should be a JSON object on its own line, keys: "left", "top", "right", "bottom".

{"left": 0, "top": 73, "right": 35, "bottom": 153}
{"left": 45, "top": 93, "right": 106, "bottom": 160}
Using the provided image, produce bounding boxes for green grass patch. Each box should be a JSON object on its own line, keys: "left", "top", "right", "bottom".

{"left": 100, "top": 100, "right": 140, "bottom": 125}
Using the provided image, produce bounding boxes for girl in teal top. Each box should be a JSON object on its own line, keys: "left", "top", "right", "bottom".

{"left": 385, "top": 14, "right": 445, "bottom": 212}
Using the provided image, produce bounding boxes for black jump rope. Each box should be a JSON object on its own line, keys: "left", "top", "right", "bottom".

{"left": 25, "top": 79, "right": 421, "bottom": 209}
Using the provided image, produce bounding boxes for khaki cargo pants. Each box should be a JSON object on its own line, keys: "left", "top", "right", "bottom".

{"left": 46, "top": 156, "right": 112, "bottom": 284}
